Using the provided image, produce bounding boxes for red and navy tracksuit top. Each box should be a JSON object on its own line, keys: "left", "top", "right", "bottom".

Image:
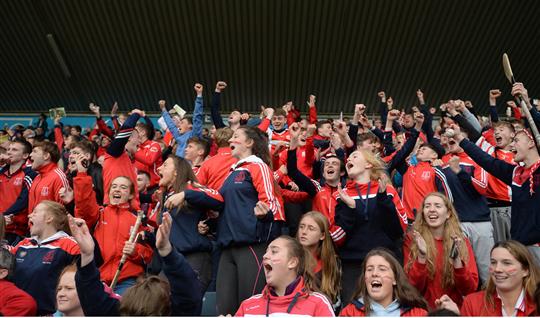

{"left": 185, "top": 155, "right": 285, "bottom": 248}
{"left": 11, "top": 231, "right": 80, "bottom": 315}
{"left": 460, "top": 138, "right": 540, "bottom": 246}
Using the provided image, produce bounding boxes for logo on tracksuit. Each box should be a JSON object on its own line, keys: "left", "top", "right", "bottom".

{"left": 234, "top": 171, "right": 246, "bottom": 183}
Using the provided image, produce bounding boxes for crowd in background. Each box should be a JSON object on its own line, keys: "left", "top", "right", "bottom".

{"left": 1, "top": 80, "right": 540, "bottom": 316}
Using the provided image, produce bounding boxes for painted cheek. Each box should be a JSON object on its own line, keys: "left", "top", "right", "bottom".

{"left": 506, "top": 268, "right": 519, "bottom": 276}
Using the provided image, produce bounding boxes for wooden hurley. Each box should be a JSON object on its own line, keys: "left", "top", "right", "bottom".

{"left": 109, "top": 210, "right": 144, "bottom": 290}
{"left": 502, "top": 53, "right": 540, "bottom": 150}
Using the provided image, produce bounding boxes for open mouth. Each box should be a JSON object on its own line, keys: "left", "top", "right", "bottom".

{"left": 111, "top": 193, "right": 122, "bottom": 199}
{"left": 264, "top": 263, "right": 273, "bottom": 272}
{"left": 428, "top": 214, "right": 439, "bottom": 221}
{"left": 370, "top": 280, "right": 383, "bottom": 290}
{"left": 230, "top": 145, "right": 236, "bottom": 150}
{"left": 346, "top": 163, "right": 354, "bottom": 170}
{"left": 326, "top": 169, "right": 336, "bottom": 175}
{"left": 495, "top": 136, "right": 503, "bottom": 143}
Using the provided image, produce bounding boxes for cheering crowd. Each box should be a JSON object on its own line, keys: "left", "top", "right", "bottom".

{"left": 1, "top": 80, "right": 540, "bottom": 316}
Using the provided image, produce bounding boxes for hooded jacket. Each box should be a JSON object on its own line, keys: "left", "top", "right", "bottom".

{"left": 235, "top": 276, "right": 335, "bottom": 317}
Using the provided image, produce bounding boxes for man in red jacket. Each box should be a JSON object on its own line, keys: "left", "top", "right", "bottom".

{"left": 133, "top": 123, "right": 162, "bottom": 187}
{"left": 0, "top": 249, "right": 37, "bottom": 316}
{"left": 0, "top": 140, "right": 37, "bottom": 244}
{"left": 28, "top": 141, "right": 70, "bottom": 213}
{"left": 196, "top": 127, "right": 237, "bottom": 190}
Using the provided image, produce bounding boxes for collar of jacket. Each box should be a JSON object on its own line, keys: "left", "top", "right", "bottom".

{"left": 231, "top": 154, "right": 265, "bottom": 170}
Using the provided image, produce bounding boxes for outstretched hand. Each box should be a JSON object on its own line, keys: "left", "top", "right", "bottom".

{"left": 68, "top": 215, "right": 95, "bottom": 266}
{"left": 338, "top": 183, "right": 355, "bottom": 208}
{"left": 156, "top": 212, "right": 173, "bottom": 257}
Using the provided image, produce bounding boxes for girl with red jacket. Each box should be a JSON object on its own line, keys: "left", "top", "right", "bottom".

{"left": 235, "top": 235, "right": 335, "bottom": 316}
{"left": 403, "top": 192, "right": 478, "bottom": 309}
{"left": 296, "top": 211, "right": 341, "bottom": 310}
{"left": 340, "top": 248, "right": 428, "bottom": 316}
{"left": 438, "top": 240, "right": 539, "bottom": 316}
{"left": 73, "top": 155, "right": 153, "bottom": 295}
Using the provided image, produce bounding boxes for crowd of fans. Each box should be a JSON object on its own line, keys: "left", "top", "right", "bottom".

{"left": 1, "top": 80, "right": 540, "bottom": 316}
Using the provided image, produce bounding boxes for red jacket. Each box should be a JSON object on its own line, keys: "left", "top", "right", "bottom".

{"left": 0, "top": 279, "right": 37, "bottom": 316}
{"left": 277, "top": 136, "right": 315, "bottom": 179}
{"left": 134, "top": 139, "right": 163, "bottom": 187}
{"left": 28, "top": 162, "right": 70, "bottom": 213}
{"left": 74, "top": 172, "right": 153, "bottom": 284}
{"left": 196, "top": 147, "right": 238, "bottom": 190}
{"left": 401, "top": 162, "right": 451, "bottom": 219}
{"left": 339, "top": 299, "right": 427, "bottom": 316}
{"left": 0, "top": 166, "right": 35, "bottom": 236}
{"left": 476, "top": 136, "right": 514, "bottom": 202}
{"left": 403, "top": 234, "right": 478, "bottom": 309}
{"left": 102, "top": 152, "right": 140, "bottom": 210}
{"left": 460, "top": 290, "right": 537, "bottom": 316}
{"left": 235, "top": 276, "right": 335, "bottom": 317}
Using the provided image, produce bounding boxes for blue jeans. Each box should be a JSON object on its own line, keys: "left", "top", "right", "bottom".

{"left": 113, "top": 277, "right": 137, "bottom": 295}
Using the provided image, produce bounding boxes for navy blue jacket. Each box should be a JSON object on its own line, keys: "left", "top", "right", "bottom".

{"left": 185, "top": 155, "right": 285, "bottom": 248}
{"left": 75, "top": 248, "right": 202, "bottom": 316}
{"left": 460, "top": 138, "right": 540, "bottom": 245}
{"left": 335, "top": 183, "right": 404, "bottom": 262}
{"left": 161, "top": 189, "right": 214, "bottom": 254}
{"left": 439, "top": 165, "right": 491, "bottom": 222}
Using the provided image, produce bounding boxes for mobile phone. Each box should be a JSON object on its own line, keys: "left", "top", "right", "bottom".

{"left": 449, "top": 240, "right": 459, "bottom": 259}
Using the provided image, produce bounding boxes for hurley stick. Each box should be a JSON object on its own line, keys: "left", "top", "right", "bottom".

{"left": 502, "top": 53, "right": 540, "bottom": 149}
{"left": 110, "top": 210, "right": 144, "bottom": 290}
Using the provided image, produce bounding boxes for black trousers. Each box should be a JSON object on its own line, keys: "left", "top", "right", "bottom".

{"left": 340, "top": 260, "right": 363, "bottom": 306}
{"left": 216, "top": 243, "right": 267, "bottom": 315}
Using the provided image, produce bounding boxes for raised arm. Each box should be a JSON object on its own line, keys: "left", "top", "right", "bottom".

{"left": 191, "top": 83, "right": 204, "bottom": 138}
{"left": 210, "top": 81, "right": 227, "bottom": 129}
{"left": 106, "top": 111, "right": 142, "bottom": 158}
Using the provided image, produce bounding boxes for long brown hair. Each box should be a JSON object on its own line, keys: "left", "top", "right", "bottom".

{"left": 119, "top": 276, "right": 171, "bottom": 315}
{"left": 0, "top": 214, "right": 5, "bottom": 242}
{"left": 237, "top": 126, "right": 271, "bottom": 167}
{"left": 405, "top": 192, "right": 469, "bottom": 289}
{"left": 352, "top": 248, "right": 428, "bottom": 315}
{"left": 158, "top": 155, "right": 203, "bottom": 214}
{"left": 484, "top": 240, "right": 540, "bottom": 308}
{"left": 277, "top": 235, "right": 319, "bottom": 294}
{"left": 297, "top": 212, "right": 341, "bottom": 303}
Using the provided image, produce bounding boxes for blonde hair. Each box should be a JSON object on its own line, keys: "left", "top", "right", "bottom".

{"left": 356, "top": 149, "right": 387, "bottom": 181}
{"left": 38, "top": 201, "right": 70, "bottom": 234}
{"left": 405, "top": 192, "right": 469, "bottom": 289}
{"left": 298, "top": 212, "right": 341, "bottom": 303}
